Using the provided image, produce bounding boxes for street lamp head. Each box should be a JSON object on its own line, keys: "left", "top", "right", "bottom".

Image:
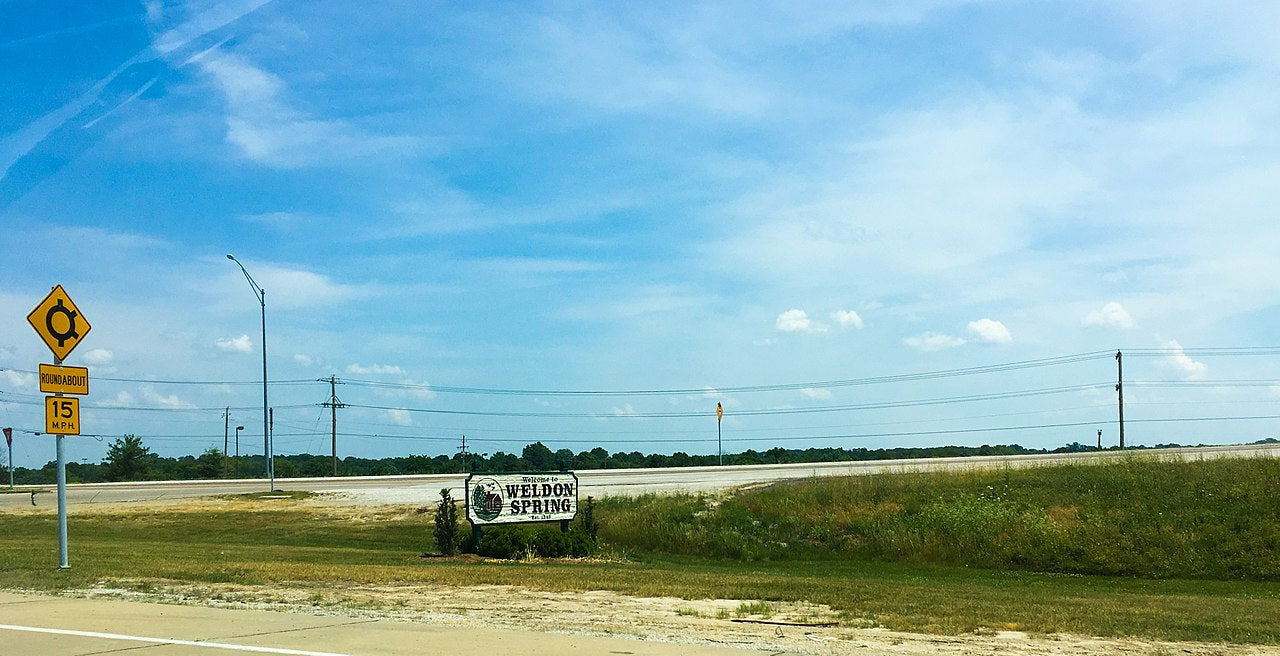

{"left": 226, "top": 253, "right": 236, "bottom": 261}
{"left": 236, "top": 425, "right": 245, "bottom": 431}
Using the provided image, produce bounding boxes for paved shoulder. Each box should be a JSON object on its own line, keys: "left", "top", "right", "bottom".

{"left": 0, "top": 591, "right": 777, "bottom": 655}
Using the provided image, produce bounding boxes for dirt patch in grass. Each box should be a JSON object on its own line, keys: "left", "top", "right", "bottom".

{"left": 59, "top": 579, "right": 1268, "bottom": 656}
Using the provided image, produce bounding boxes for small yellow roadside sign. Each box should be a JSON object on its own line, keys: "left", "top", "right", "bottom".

{"left": 45, "top": 396, "right": 81, "bottom": 435}
{"left": 27, "top": 285, "right": 92, "bottom": 361}
{"left": 39, "top": 363, "right": 89, "bottom": 395}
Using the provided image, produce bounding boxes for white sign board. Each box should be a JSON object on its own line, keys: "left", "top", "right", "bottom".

{"left": 465, "top": 472, "right": 579, "bottom": 525}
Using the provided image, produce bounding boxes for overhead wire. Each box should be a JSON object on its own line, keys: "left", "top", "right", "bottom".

{"left": 338, "top": 383, "right": 1112, "bottom": 418}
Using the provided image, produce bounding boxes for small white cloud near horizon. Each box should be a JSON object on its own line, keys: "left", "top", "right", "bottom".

{"left": 904, "top": 332, "right": 966, "bottom": 352}
{"left": 347, "top": 363, "right": 404, "bottom": 376}
{"left": 1084, "top": 302, "right": 1134, "bottom": 329}
{"left": 800, "top": 387, "right": 833, "bottom": 400}
{"left": 968, "top": 318, "right": 1012, "bottom": 344}
{"left": 215, "top": 335, "right": 253, "bottom": 353}
{"left": 143, "top": 388, "right": 195, "bottom": 409}
{"left": 1163, "top": 339, "right": 1207, "bottom": 380}
{"left": 82, "top": 348, "right": 114, "bottom": 365}
{"left": 611, "top": 403, "right": 644, "bottom": 418}
{"left": 776, "top": 309, "right": 826, "bottom": 333}
{"left": 831, "top": 310, "right": 865, "bottom": 329}
{"left": 293, "top": 354, "right": 313, "bottom": 366}
{"left": 101, "top": 390, "right": 137, "bottom": 407}
{"left": 385, "top": 408, "right": 412, "bottom": 426}
{"left": 398, "top": 379, "right": 437, "bottom": 400}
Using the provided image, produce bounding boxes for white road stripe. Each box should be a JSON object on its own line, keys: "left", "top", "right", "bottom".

{"left": 0, "top": 623, "right": 353, "bottom": 656}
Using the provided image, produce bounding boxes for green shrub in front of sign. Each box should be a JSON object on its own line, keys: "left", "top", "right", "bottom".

{"left": 433, "top": 488, "right": 459, "bottom": 555}
{"left": 579, "top": 495, "right": 598, "bottom": 540}
{"left": 474, "top": 524, "right": 596, "bottom": 559}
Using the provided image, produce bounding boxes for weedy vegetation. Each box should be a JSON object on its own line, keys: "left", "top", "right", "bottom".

{"left": 598, "top": 456, "right": 1280, "bottom": 580}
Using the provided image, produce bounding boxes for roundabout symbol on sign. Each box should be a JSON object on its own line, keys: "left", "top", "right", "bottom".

{"left": 45, "top": 299, "right": 80, "bottom": 347}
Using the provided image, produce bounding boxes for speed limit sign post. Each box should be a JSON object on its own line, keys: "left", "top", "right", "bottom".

{"left": 27, "top": 284, "right": 92, "bottom": 570}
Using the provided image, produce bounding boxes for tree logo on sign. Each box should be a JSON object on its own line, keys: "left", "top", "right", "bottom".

{"left": 470, "top": 478, "right": 504, "bottom": 521}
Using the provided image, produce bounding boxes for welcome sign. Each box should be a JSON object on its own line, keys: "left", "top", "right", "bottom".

{"left": 465, "top": 472, "right": 579, "bottom": 525}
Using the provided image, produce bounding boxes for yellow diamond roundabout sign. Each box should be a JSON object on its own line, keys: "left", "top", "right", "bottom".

{"left": 27, "top": 285, "right": 92, "bottom": 361}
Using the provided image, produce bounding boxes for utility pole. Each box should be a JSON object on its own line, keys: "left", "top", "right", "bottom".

{"left": 1115, "top": 350, "right": 1125, "bottom": 449}
{"left": 457, "top": 435, "right": 469, "bottom": 472}
{"left": 223, "top": 407, "right": 230, "bottom": 475}
{"left": 321, "top": 376, "right": 346, "bottom": 476}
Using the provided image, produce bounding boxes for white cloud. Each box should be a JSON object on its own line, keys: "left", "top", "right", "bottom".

{"left": 142, "top": 388, "right": 195, "bottom": 409}
{"left": 1084, "top": 302, "right": 1135, "bottom": 329}
{"left": 398, "top": 379, "right": 437, "bottom": 400}
{"left": 611, "top": 403, "right": 641, "bottom": 417}
{"left": 82, "top": 348, "right": 115, "bottom": 365}
{"left": 776, "top": 309, "right": 826, "bottom": 333}
{"left": 831, "top": 310, "right": 864, "bottom": 329}
{"left": 903, "top": 332, "right": 966, "bottom": 352}
{"left": 2, "top": 369, "right": 33, "bottom": 389}
{"left": 293, "top": 354, "right": 313, "bottom": 366}
{"left": 346, "top": 363, "right": 404, "bottom": 376}
{"left": 215, "top": 334, "right": 253, "bottom": 353}
{"left": 1162, "top": 339, "right": 1207, "bottom": 380}
{"left": 800, "top": 387, "right": 832, "bottom": 400}
{"left": 219, "top": 262, "right": 369, "bottom": 311}
{"left": 967, "top": 318, "right": 1012, "bottom": 344}
{"left": 385, "top": 408, "right": 412, "bottom": 426}
{"left": 101, "top": 391, "right": 136, "bottom": 407}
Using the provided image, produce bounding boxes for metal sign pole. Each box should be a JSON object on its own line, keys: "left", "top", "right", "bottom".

{"left": 54, "top": 355, "right": 68, "bottom": 569}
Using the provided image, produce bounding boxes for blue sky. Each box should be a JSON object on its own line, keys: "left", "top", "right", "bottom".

{"left": 3, "top": 1, "right": 1279, "bottom": 468}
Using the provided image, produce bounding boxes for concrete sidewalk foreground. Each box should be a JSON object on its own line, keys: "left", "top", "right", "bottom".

{"left": 0, "top": 591, "right": 779, "bottom": 655}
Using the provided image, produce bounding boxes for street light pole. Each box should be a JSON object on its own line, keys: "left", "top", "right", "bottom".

{"left": 227, "top": 254, "right": 273, "bottom": 491}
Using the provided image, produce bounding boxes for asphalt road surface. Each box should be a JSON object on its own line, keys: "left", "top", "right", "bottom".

{"left": 0, "top": 591, "right": 775, "bottom": 656}
{"left": 3, "top": 443, "right": 1277, "bottom": 509}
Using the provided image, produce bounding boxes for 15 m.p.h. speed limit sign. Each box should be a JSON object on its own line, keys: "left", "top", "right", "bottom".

{"left": 45, "top": 396, "right": 80, "bottom": 435}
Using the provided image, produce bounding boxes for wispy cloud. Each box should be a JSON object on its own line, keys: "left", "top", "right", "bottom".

{"left": 800, "top": 387, "right": 832, "bottom": 401}
{"left": 385, "top": 408, "right": 412, "bottom": 426}
{"left": 904, "top": 332, "right": 966, "bottom": 353}
{"left": 199, "top": 51, "right": 417, "bottom": 168}
{"left": 347, "top": 363, "right": 404, "bottom": 376}
{"left": 1162, "top": 339, "right": 1207, "bottom": 380}
{"left": 81, "top": 348, "right": 115, "bottom": 365}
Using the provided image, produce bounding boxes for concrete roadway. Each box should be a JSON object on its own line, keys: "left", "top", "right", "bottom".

{"left": 0, "top": 592, "right": 774, "bottom": 655}
{"left": 3, "top": 443, "right": 1277, "bottom": 509}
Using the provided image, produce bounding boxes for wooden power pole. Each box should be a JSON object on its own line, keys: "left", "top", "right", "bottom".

{"left": 321, "top": 376, "right": 346, "bottom": 476}
{"left": 1115, "top": 350, "right": 1125, "bottom": 449}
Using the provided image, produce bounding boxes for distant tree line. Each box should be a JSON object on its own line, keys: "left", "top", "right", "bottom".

{"left": 4, "top": 435, "right": 1272, "bottom": 485}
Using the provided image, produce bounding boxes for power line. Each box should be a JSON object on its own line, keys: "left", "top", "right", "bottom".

{"left": 313, "top": 413, "right": 1280, "bottom": 446}
{"left": 338, "top": 383, "right": 1111, "bottom": 419}
{"left": 340, "top": 351, "right": 1118, "bottom": 397}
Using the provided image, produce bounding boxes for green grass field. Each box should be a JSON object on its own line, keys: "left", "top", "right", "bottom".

{"left": 1, "top": 456, "right": 1278, "bottom": 643}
